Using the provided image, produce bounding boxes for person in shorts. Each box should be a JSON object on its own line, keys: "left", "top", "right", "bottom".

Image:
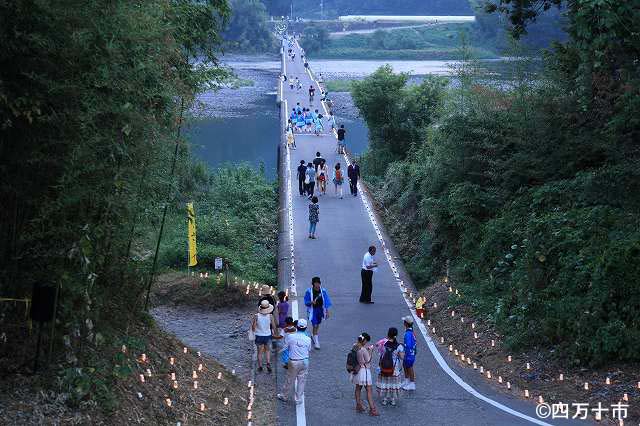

{"left": 337, "top": 124, "right": 346, "bottom": 154}
{"left": 304, "top": 276, "right": 332, "bottom": 350}
{"left": 252, "top": 300, "right": 279, "bottom": 373}
{"left": 401, "top": 316, "right": 417, "bottom": 391}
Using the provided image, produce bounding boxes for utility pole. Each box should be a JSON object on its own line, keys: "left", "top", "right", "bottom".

{"left": 320, "top": 0, "right": 324, "bottom": 20}
{"left": 290, "top": 0, "right": 293, "bottom": 20}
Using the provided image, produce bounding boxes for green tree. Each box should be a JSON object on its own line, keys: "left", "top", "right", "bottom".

{"left": 223, "top": 0, "right": 276, "bottom": 52}
{"left": 0, "top": 0, "right": 231, "bottom": 399}
{"left": 300, "top": 24, "right": 329, "bottom": 54}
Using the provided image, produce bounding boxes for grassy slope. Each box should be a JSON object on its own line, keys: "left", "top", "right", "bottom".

{"left": 314, "top": 24, "right": 499, "bottom": 60}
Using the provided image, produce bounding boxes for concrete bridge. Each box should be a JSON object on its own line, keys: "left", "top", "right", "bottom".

{"left": 275, "top": 38, "right": 585, "bottom": 426}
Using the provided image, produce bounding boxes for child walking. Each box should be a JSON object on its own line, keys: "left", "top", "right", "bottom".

{"left": 308, "top": 196, "right": 319, "bottom": 239}
{"left": 333, "top": 163, "right": 344, "bottom": 199}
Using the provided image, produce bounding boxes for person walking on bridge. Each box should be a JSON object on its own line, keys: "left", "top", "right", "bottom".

{"left": 401, "top": 316, "right": 417, "bottom": 391}
{"left": 308, "top": 196, "right": 319, "bottom": 239}
{"left": 305, "top": 162, "right": 316, "bottom": 199}
{"left": 277, "top": 318, "right": 312, "bottom": 405}
{"left": 337, "top": 124, "right": 347, "bottom": 154}
{"left": 350, "top": 332, "right": 379, "bottom": 416}
{"left": 304, "top": 276, "right": 332, "bottom": 350}
{"left": 333, "top": 163, "right": 344, "bottom": 199}
{"left": 309, "top": 85, "right": 315, "bottom": 105}
{"left": 360, "top": 246, "right": 378, "bottom": 304}
{"left": 297, "top": 160, "right": 307, "bottom": 197}
{"left": 348, "top": 160, "right": 360, "bottom": 196}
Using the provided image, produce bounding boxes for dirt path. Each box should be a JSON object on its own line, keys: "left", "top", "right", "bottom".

{"left": 151, "top": 284, "right": 278, "bottom": 426}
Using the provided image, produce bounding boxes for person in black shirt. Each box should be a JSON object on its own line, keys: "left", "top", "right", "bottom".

{"left": 297, "top": 160, "right": 307, "bottom": 196}
{"left": 348, "top": 160, "right": 361, "bottom": 196}
{"left": 312, "top": 152, "right": 324, "bottom": 172}
{"left": 337, "top": 125, "right": 346, "bottom": 154}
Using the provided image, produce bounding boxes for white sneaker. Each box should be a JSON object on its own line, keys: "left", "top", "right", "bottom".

{"left": 401, "top": 378, "right": 410, "bottom": 387}
{"left": 402, "top": 382, "right": 416, "bottom": 391}
{"left": 277, "top": 393, "right": 288, "bottom": 402}
{"left": 313, "top": 335, "right": 320, "bottom": 349}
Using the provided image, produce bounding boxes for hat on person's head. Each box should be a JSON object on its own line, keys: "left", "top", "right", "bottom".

{"left": 297, "top": 318, "right": 308, "bottom": 329}
{"left": 402, "top": 315, "right": 414, "bottom": 325}
{"left": 259, "top": 300, "right": 274, "bottom": 314}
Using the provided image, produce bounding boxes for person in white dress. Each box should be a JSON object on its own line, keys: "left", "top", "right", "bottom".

{"left": 350, "top": 332, "right": 379, "bottom": 416}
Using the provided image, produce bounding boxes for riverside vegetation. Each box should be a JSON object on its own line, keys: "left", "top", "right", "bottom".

{"left": 0, "top": 0, "right": 276, "bottom": 419}
{"left": 351, "top": 2, "right": 640, "bottom": 367}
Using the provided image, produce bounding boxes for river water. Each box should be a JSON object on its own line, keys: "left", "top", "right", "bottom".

{"left": 187, "top": 55, "right": 511, "bottom": 179}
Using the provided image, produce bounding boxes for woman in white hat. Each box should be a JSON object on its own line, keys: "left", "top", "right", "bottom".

{"left": 252, "top": 300, "right": 279, "bottom": 373}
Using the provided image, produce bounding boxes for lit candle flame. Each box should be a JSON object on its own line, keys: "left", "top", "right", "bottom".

{"left": 192, "top": 371, "right": 198, "bottom": 379}
{"left": 198, "top": 363, "right": 203, "bottom": 371}
{"left": 194, "top": 381, "right": 198, "bottom": 389}
{"left": 200, "top": 403, "right": 205, "bottom": 411}
{"left": 170, "top": 357, "right": 175, "bottom": 365}
{"left": 224, "top": 397, "right": 228, "bottom": 405}
{"left": 524, "top": 389, "right": 529, "bottom": 398}
{"left": 139, "top": 374, "right": 145, "bottom": 383}
{"left": 166, "top": 398, "right": 172, "bottom": 407}
{"left": 217, "top": 372, "right": 222, "bottom": 380}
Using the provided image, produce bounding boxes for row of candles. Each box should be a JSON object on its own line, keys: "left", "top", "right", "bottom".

{"left": 123, "top": 345, "right": 236, "bottom": 416}
{"left": 406, "top": 282, "right": 634, "bottom": 423}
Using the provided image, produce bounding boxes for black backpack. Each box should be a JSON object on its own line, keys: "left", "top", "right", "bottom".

{"left": 346, "top": 345, "right": 360, "bottom": 374}
{"left": 379, "top": 341, "right": 398, "bottom": 376}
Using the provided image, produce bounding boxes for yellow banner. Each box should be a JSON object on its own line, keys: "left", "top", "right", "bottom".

{"left": 187, "top": 202, "right": 197, "bottom": 267}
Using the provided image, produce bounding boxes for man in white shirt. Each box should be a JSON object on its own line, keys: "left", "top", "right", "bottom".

{"left": 277, "top": 319, "right": 312, "bottom": 404}
{"left": 360, "top": 245, "right": 378, "bottom": 304}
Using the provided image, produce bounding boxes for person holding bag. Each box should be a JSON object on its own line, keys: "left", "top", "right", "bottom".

{"left": 350, "top": 333, "right": 379, "bottom": 416}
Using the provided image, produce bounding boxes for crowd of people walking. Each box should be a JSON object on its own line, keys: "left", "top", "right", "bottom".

{"left": 249, "top": 34, "right": 421, "bottom": 419}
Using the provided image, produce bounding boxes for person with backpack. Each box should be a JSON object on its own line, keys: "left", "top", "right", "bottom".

{"left": 348, "top": 333, "right": 379, "bottom": 416}
{"left": 303, "top": 276, "right": 332, "bottom": 349}
{"left": 401, "top": 316, "right": 417, "bottom": 391}
{"left": 376, "top": 327, "right": 405, "bottom": 406}
{"left": 333, "top": 163, "right": 344, "bottom": 199}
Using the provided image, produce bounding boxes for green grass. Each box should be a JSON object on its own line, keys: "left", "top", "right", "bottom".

{"left": 315, "top": 24, "right": 500, "bottom": 60}
{"left": 312, "top": 47, "right": 498, "bottom": 60}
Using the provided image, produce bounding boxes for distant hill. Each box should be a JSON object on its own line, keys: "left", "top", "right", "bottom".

{"left": 265, "top": 0, "right": 474, "bottom": 18}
